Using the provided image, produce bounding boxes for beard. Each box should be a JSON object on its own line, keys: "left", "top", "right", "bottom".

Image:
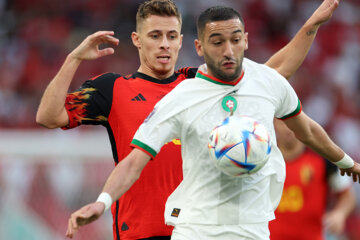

{"left": 204, "top": 51, "right": 244, "bottom": 82}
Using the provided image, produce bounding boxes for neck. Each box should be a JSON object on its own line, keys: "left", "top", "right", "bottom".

{"left": 197, "top": 64, "right": 245, "bottom": 86}
{"left": 207, "top": 68, "right": 244, "bottom": 84}
{"left": 137, "top": 66, "right": 174, "bottom": 80}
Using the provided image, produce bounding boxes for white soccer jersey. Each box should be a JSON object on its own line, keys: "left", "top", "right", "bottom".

{"left": 131, "top": 58, "right": 302, "bottom": 226}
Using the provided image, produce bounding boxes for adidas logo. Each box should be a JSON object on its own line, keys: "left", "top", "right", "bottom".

{"left": 131, "top": 93, "right": 146, "bottom": 101}
{"left": 121, "top": 222, "right": 129, "bottom": 231}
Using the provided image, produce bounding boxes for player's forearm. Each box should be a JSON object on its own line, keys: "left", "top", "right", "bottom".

{"left": 102, "top": 149, "right": 150, "bottom": 203}
{"left": 36, "top": 54, "right": 82, "bottom": 128}
{"left": 102, "top": 160, "right": 140, "bottom": 203}
{"left": 265, "top": 22, "right": 319, "bottom": 80}
{"left": 286, "top": 113, "right": 344, "bottom": 163}
{"left": 266, "top": 0, "right": 339, "bottom": 79}
{"left": 299, "top": 118, "right": 344, "bottom": 163}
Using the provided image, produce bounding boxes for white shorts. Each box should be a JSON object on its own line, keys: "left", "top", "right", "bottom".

{"left": 171, "top": 222, "right": 269, "bottom": 240}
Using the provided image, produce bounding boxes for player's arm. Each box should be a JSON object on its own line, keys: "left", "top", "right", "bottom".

{"left": 283, "top": 112, "right": 360, "bottom": 182}
{"left": 66, "top": 148, "right": 151, "bottom": 239}
{"left": 36, "top": 31, "right": 119, "bottom": 128}
{"left": 323, "top": 186, "right": 356, "bottom": 235}
{"left": 265, "top": 0, "right": 339, "bottom": 79}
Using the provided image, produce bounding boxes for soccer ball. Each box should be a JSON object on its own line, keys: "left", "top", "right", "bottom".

{"left": 208, "top": 115, "right": 271, "bottom": 176}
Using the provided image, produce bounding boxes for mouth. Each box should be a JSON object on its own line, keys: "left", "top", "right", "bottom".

{"left": 222, "top": 61, "right": 235, "bottom": 68}
{"left": 157, "top": 55, "right": 171, "bottom": 63}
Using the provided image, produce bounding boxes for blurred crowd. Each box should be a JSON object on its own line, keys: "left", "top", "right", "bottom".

{"left": 0, "top": 0, "right": 359, "bottom": 239}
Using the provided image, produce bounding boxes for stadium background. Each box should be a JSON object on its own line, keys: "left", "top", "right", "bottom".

{"left": 0, "top": 0, "right": 359, "bottom": 239}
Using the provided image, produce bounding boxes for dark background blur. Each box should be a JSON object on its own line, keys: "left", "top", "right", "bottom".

{"left": 0, "top": 0, "right": 359, "bottom": 239}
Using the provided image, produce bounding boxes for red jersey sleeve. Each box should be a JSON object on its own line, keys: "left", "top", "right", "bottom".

{"left": 62, "top": 73, "right": 120, "bottom": 130}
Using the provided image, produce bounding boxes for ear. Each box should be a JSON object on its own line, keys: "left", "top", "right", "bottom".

{"left": 131, "top": 32, "right": 141, "bottom": 49}
{"left": 194, "top": 39, "right": 203, "bottom": 57}
{"left": 244, "top": 32, "right": 248, "bottom": 50}
{"left": 179, "top": 34, "right": 183, "bottom": 50}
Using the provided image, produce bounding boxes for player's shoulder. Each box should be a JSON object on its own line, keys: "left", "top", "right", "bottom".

{"left": 154, "top": 74, "right": 199, "bottom": 106}
{"left": 244, "top": 58, "right": 280, "bottom": 76}
{"left": 86, "top": 72, "right": 145, "bottom": 89}
{"left": 245, "top": 58, "right": 289, "bottom": 90}
{"left": 83, "top": 72, "right": 121, "bottom": 88}
{"left": 162, "top": 67, "right": 200, "bottom": 94}
{"left": 90, "top": 72, "right": 122, "bottom": 82}
{"left": 176, "top": 67, "right": 198, "bottom": 79}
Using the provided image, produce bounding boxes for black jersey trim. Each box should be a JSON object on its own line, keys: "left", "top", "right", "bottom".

{"left": 176, "top": 67, "right": 198, "bottom": 78}
{"left": 133, "top": 72, "right": 179, "bottom": 84}
{"left": 105, "top": 123, "right": 119, "bottom": 163}
{"left": 85, "top": 72, "right": 121, "bottom": 119}
{"left": 115, "top": 200, "right": 120, "bottom": 240}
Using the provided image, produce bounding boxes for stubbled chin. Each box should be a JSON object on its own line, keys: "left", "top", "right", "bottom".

{"left": 154, "top": 65, "right": 173, "bottom": 75}
{"left": 222, "top": 68, "right": 236, "bottom": 74}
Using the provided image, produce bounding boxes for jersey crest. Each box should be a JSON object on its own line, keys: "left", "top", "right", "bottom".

{"left": 222, "top": 95, "right": 237, "bottom": 113}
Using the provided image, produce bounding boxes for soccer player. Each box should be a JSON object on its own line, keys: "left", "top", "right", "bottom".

{"left": 269, "top": 119, "right": 356, "bottom": 240}
{"left": 65, "top": 4, "right": 360, "bottom": 240}
{"left": 37, "top": 0, "right": 340, "bottom": 239}
{"left": 37, "top": 2, "right": 189, "bottom": 239}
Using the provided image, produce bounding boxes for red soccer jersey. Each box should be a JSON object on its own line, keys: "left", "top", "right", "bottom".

{"left": 269, "top": 149, "right": 334, "bottom": 240}
{"left": 63, "top": 68, "right": 197, "bottom": 240}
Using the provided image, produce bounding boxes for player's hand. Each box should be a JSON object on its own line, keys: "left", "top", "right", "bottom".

{"left": 69, "top": 31, "right": 119, "bottom": 61}
{"left": 308, "top": 0, "right": 339, "bottom": 26}
{"left": 323, "top": 210, "right": 346, "bottom": 235}
{"left": 340, "top": 162, "right": 360, "bottom": 183}
{"left": 65, "top": 202, "right": 105, "bottom": 239}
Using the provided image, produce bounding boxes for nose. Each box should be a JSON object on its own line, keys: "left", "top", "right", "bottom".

{"left": 223, "top": 41, "right": 234, "bottom": 58}
{"left": 160, "top": 36, "right": 170, "bottom": 49}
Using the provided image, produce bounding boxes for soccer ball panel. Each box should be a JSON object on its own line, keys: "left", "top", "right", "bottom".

{"left": 208, "top": 115, "right": 271, "bottom": 177}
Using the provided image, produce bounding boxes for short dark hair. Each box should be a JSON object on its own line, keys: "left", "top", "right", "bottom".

{"left": 136, "top": 0, "right": 182, "bottom": 32}
{"left": 197, "top": 6, "right": 244, "bottom": 39}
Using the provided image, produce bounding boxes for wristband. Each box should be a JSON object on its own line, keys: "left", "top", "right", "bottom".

{"left": 334, "top": 153, "right": 354, "bottom": 169}
{"left": 96, "top": 192, "right": 112, "bottom": 212}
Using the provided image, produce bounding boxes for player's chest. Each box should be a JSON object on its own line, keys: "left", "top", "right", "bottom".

{"left": 183, "top": 93, "right": 276, "bottom": 139}
{"left": 111, "top": 81, "right": 177, "bottom": 121}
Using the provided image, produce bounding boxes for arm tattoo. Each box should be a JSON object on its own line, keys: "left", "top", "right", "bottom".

{"left": 306, "top": 30, "right": 316, "bottom": 36}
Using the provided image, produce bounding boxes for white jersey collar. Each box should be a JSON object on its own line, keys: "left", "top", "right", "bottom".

{"left": 195, "top": 64, "right": 245, "bottom": 86}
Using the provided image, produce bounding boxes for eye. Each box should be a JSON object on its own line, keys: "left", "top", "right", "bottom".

{"left": 233, "top": 38, "right": 240, "bottom": 43}
{"left": 169, "top": 34, "right": 178, "bottom": 40}
{"left": 150, "top": 34, "right": 159, "bottom": 39}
